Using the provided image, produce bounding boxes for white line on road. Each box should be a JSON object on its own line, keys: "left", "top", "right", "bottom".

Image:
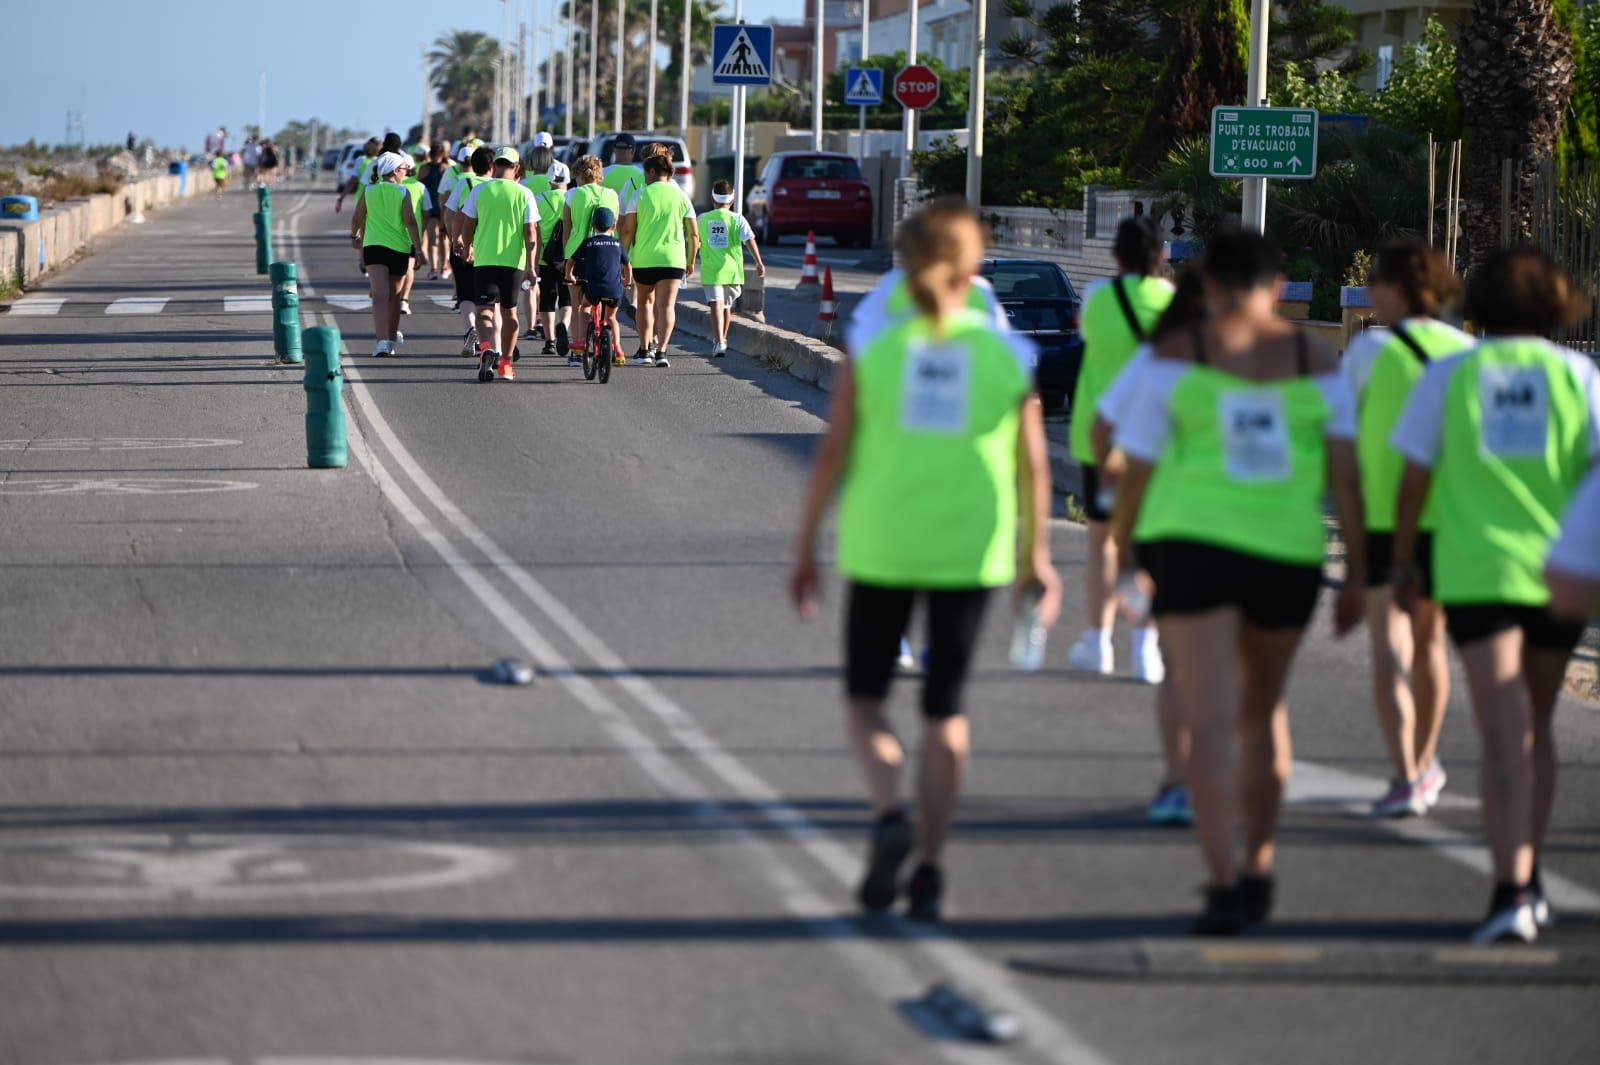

{"left": 7, "top": 298, "right": 66, "bottom": 316}
{"left": 325, "top": 294, "right": 372, "bottom": 311}
{"left": 224, "top": 295, "right": 273, "bottom": 313}
{"left": 105, "top": 297, "right": 169, "bottom": 315}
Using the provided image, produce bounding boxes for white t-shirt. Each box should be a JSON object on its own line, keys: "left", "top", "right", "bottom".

{"left": 1096, "top": 344, "right": 1154, "bottom": 427}
{"left": 1116, "top": 358, "right": 1357, "bottom": 464}
{"left": 845, "top": 269, "right": 1008, "bottom": 358}
{"left": 460, "top": 178, "right": 537, "bottom": 223}
{"left": 1338, "top": 320, "right": 1473, "bottom": 402}
{"left": 1549, "top": 466, "right": 1600, "bottom": 580}
{"left": 1390, "top": 341, "right": 1600, "bottom": 468}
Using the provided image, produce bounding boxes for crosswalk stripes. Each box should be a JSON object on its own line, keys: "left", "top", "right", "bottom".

{"left": 325, "top": 294, "right": 373, "bottom": 311}
{"left": 7, "top": 298, "right": 67, "bottom": 316}
{"left": 430, "top": 295, "right": 456, "bottom": 308}
{"left": 105, "top": 297, "right": 169, "bottom": 315}
{"left": 224, "top": 296, "right": 273, "bottom": 313}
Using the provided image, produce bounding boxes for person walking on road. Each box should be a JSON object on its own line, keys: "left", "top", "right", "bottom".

{"left": 396, "top": 159, "right": 433, "bottom": 318}
{"left": 337, "top": 137, "right": 381, "bottom": 214}
{"left": 418, "top": 143, "right": 450, "bottom": 279}
{"left": 535, "top": 162, "right": 573, "bottom": 358}
{"left": 563, "top": 156, "right": 622, "bottom": 363}
{"left": 242, "top": 136, "right": 260, "bottom": 191}
{"left": 523, "top": 133, "right": 557, "bottom": 196}
{"left": 349, "top": 152, "right": 428, "bottom": 357}
{"left": 1390, "top": 248, "right": 1600, "bottom": 944}
{"left": 790, "top": 198, "right": 1061, "bottom": 922}
{"left": 1066, "top": 217, "right": 1174, "bottom": 685}
{"left": 210, "top": 153, "right": 230, "bottom": 194}
{"left": 696, "top": 179, "right": 764, "bottom": 357}
{"left": 1340, "top": 240, "right": 1471, "bottom": 818}
{"left": 258, "top": 139, "right": 279, "bottom": 188}
{"left": 622, "top": 154, "right": 698, "bottom": 367}
{"left": 461, "top": 147, "right": 539, "bottom": 383}
{"left": 1109, "top": 229, "right": 1366, "bottom": 935}
{"left": 445, "top": 145, "right": 495, "bottom": 357}
{"left": 601, "top": 132, "right": 645, "bottom": 208}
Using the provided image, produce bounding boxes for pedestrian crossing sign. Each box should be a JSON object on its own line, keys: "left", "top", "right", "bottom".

{"left": 843, "top": 66, "right": 884, "bottom": 106}
{"left": 712, "top": 24, "right": 774, "bottom": 86}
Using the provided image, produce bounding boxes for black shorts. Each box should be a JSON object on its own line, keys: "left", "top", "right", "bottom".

{"left": 1079, "top": 464, "right": 1111, "bottom": 523}
{"left": 1139, "top": 539, "right": 1324, "bottom": 630}
{"left": 538, "top": 265, "right": 571, "bottom": 310}
{"left": 475, "top": 265, "right": 525, "bottom": 309}
{"left": 633, "top": 266, "right": 685, "bottom": 286}
{"left": 1366, "top": 531, "right": 1435, "bottom": 599}
{"left": 845, "top": 582, "right": 993, "bottom": 720}
{"left": 427, "top": 204, "right": 441, "bottom": 220}
{"left": 362, "top": 244, "right": 411, "bottom": 274}
{"left": 583, "top": 288, "right": 624, "bottom": 308}
{"left": 450, "top": 254, "right": 476, "bottom": 304}
{"left": 1443, "top": 604, "right": 1586, "bottom": 652}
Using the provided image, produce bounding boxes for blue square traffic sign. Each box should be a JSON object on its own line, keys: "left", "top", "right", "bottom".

{"left": 843, "top": 66, "right": 884, "bottom": 106}
{"left": 712, "top": 24, "right": 774, "bottom": 87}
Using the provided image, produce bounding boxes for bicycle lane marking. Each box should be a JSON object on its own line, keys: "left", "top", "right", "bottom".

{"left": 280, "top": 196, "right": 1078, "bottom": 1065}
{"left": 280, "top": 194, "right": 1117, "bottom": 1065}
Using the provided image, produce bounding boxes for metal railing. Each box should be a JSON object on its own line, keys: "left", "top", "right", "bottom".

{"left": 1502, "top": 158, "right": 1599, "bottom": 353}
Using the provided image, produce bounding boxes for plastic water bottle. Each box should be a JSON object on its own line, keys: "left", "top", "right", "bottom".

{"left": 1009, "top": 585, "right": 1048, "bottom": 672}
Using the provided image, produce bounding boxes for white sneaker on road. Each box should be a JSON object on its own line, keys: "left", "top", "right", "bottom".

{"left": 1067, "top": 631, "right": 1113, "bottom": 675}
{"left": 372, "top": 340, "right": 391, "bottom": 357}
{"left": 400, "top": 299, "right": 412, "bottom": 315}
{"left": 1131, "top": 633, "right": 1165, "bottom": 685}
{"left": 1415, "top": 759, "right": 1448, "bottom": 809}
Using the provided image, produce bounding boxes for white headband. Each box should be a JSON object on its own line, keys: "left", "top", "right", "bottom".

{"left": 712, "top": 192, "right": 734, "bottom": 204}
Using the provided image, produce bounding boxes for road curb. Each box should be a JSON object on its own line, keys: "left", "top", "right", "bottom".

{"left": 670, "top": 297, "right": 847, "bottom": 392}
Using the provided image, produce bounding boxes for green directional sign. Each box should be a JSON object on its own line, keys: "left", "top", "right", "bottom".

{"left": 1209, "top": 106, "right": 1319, "bottom": 180}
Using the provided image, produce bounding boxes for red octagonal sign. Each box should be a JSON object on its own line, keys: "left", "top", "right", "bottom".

{"left": 893, "top": 64, "right": 940, "bottom": 110}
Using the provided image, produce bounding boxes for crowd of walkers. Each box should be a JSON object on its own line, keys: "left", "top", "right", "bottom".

{"left": 792, "top": 198, "right": 1599, "bottom": 943}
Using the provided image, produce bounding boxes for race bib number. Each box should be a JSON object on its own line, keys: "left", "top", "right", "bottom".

{"left": 1479, "top": 365, "right": 1549, "bottom": 459}
{"left": 706, "top": 220, "right": 730, "bottom": 249}
{"left": 901, "top": 342, "right": 972, "bottom": 435}
{"left": 1219, "top": 390, "right": 1291, "bottom": 482}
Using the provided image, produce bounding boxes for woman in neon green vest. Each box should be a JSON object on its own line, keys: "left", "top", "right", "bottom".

{"left": 1341, "top": 241, "right": 1471, "bottom": 819}
{"left": 622, "top": 154, "right": 700, "bottom": 367}
{"left": 1110, "top": 229, "right": 1366, "bottom": 935}
{"left": 349, "top": 152, "right": 427, "bottom": 357}
{"left": 1391, "top": 248, "right": 1600, "bottom": 944}
{"left": 789, "top": 199, "right": 1060, "bottom": 921}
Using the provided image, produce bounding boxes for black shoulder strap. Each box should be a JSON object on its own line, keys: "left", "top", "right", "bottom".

{"left": 1294, "top": 328, "right": 1310, "bottom": 376}
{"left": 1189, "top": 325, "right": 1208, "bottom": 366}
{"left": 1112, "top": 277, "right": 1147, "bottom": 342}
{"left": 1391, "top": 322, "right": 1430, "bottom": 366}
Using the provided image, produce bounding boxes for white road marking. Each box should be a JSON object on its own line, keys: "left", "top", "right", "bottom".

{"left": 430, "top": 295, "right": 456, "bottom": 308}
{"left": 224, "top": 295, "right": 273, "bottom": 313}
{"left": 106, "top": 297, "right": 169, "bottom": 315}
{"left": 0, "top": 478, "right": 256, "bottom": 496}
{"left": 325, "top": 294, "right": 372, "bottom": 311}
{"left": 0, "top": 833, "right": 512, "bottom": 902}
{"left": 7, "top": 298, "right": 66, "bottom": 316}
{"left": 0, "top": 437, "right": 240, "bottom": 452}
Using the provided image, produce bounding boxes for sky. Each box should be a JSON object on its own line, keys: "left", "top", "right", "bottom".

{"left": 5, "top": 0, "right": 789, "bottom": 151}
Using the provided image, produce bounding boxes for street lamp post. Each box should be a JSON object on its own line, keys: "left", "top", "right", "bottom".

{"left": 679, "top": 0, "right": 693, "bottom": 139}
{"left": 1241, "top": 0, "right": 1270, "bottom": 232}
{"left": 614, "top": 0, "right": 625, "bottom": 133}
{"left": 811, "top": 0, "right": 825, "bottom": 150}
{"left": 647, "top": 0, "right": 659, "bottom": 129}
{"left": 964, "top": 0, "right": 985, "bottom": 205}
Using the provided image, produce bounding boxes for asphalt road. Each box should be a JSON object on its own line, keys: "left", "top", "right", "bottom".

{"left": 0, "top": 185, "right": 1597, "bottom": 1065}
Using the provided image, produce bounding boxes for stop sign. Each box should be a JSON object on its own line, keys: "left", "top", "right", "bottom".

{"left": 893, "top": 64, "right": 940, "bottom": 110}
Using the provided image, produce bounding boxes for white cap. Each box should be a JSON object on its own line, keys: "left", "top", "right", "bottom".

{"left": 374, "top": 152, "right": 412, "bottom": 176}
{"left": 533, "top": 131, "right": 554, "bottom": 148}
{"left": 455, "top": 144, "right": 473, "bottom": 163}
{"left": 546, "top": 161, "right": 571, "bottom": 185}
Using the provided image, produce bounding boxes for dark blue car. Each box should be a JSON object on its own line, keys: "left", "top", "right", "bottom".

{"left": 980, "top": 258, "right": 1084, "bottom": 412}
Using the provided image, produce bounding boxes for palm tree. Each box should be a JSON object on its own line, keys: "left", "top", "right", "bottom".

{"left": 1455, "top": 0, "right": 1575, "bottom": 269}
{"left": 1125, "top": 0, "right": 1248, "bottom": 178}
{"left": 429, "top": 29, "right": 500, "bottom": 135}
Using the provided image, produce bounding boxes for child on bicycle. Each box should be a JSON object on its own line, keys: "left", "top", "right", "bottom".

{"left": 566, "top": 205, "right": 630, "bottom": 365}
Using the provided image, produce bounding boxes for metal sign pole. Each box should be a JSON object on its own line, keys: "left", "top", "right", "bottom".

{"left": 900, "top": 1, "right": 917, "bottom": 179}
{"left": 964, "top": 0, "right": 985, "bottom": 205}
{"left": 812, "top": 0, "right": 825, "bottom": 150}
{"left": 1241, "top": 0, "right": 1270, "bottom": 233}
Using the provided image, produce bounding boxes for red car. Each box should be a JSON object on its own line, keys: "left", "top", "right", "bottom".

{"left": 744, "top": 151, "right": 874, "bottom": 247}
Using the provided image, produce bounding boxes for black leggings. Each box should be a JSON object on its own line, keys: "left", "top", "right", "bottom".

{"left": 845, "top": 583, "right": 993, "bottom": 720}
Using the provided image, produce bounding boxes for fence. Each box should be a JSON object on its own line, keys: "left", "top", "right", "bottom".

{"left": 1502, "top": 159, "right": 1600, "bottom": 352}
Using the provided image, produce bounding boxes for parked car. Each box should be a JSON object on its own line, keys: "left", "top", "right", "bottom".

{"left": 980, "top": 258, "right": 1084, "bottom": 411}
{"left": 590, "top": 131, "right": 696, "bottom": 202}
{"left": 745, "top": 152, "right": 873, "bottom": 247}
{"left": 333, "top": 139, "right": 369, "bottom": 186}
{"left": 320, "top": 147, "right": 342, "bottom": 173}
{"left": 557, "top": 137, "right": 589, "bottom": 165}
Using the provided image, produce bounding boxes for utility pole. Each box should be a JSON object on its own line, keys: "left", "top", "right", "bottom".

{"left": 900, "top": 0, "right": 917, "bottom": 178}
{"left": 647, "top": 0, "right": 659, "bottom": 129}
{"left": 859, "top": 0, "right": 870, "bottom": 153}
{"left": 732, "top": 0, "right": 747, "bottom": 214}
{"left": 421, "top": 46, "right": 432, "bottom": 147}
{"left": 811, "top": 0, "right": 825, "bottom": 150}
{"left": 529, "top": 1, "right": 541, "bottom": 137}
{"left": 1241, "top": 0, "right": 1270, "bottom": 232}
{"left": 679, "top": 0, "right": 693, "bottom": 139}
{"left": 614, "top": 0, "right": 625, "bottom": 132}
{"left": 588, "top": 0, "right": 600, "bottom": 139}
{"left": 565, "top": 1, "right": 576, "bottom": 138}
{"left": 964, "top": 0, "right": 985, "bottom": 205}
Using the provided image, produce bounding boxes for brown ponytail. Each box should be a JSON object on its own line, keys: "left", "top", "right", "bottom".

{"left": 897, "top": 197, "right": 984, "bottom": 325}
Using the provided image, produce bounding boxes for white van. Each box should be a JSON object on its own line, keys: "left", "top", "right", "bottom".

{"left": 333, "top": 139, "right": 370, "bottom": 186}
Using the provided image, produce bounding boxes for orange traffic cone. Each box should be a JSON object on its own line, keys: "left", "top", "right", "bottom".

{"left": 814, "top": 266, "right": 838, "bottom": 339}
{"left": 798, "top": 230, "right": 821, "bottom": 285}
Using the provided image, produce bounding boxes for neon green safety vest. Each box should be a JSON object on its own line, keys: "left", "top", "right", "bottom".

{"left": 362, "top": 182, "right": 412, "bottom": 254}
{"left": 885, "top": 278, "right": 992, "bottom": 318}
{"left": 1069, "top": 275, "right": 1174, "bottom": 463}
{"left": 1135, "top": 366, "right": 1334, "bottom": 565}
{"left": 838, "top": 309, "right": 1034, "bottom": 588}
{"left": 1429, "top": 338, "right": 1594, "bottom": 605}
{"left": 602, "top": 163, "right": 643, "bottom": 205}
{"left": 469, "top": 179, "right": 532, "bottom": 269}
{"left": 698, "top": 208, "right": 746, "bottom": 286}
{"left": 564, "top": 183, "right": 620, "bottom": 260}
{"left": 522, "top": 174, "right": 552, "bottom": 197}
{"left": 631, "top": 181, "right": 693, "bottom": 270}
{"left": 1356, "top": 319, "right": 1471, "bottom": 532}
{"left": 211, "top": 158, "right": 228, "bottom": 179}
{"left": 400, "top": 176, "right": 427, "bottom": 230}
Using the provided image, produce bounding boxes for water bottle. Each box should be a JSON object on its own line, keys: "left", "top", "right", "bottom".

{"left": 1009, "top": 584, "right": 1048, "bottom": 672}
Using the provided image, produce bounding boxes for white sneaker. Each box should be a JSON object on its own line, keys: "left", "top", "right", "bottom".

{"left": 400, "top": 299, "right": 412, "bottom": 315}
{"left": 1067, "top": 631, "right": 1113, "bottom": 674}
{"left": 1470, "top": 893, "right": 1539, "bottom": 945}
{"left": 393, "top": 331, "right": 404, "bottom": 347}
{"left": 372, "top": 340, "right": 390, "bottom": 357}
{"left": 1415, "top": 759, "right": 1448, "bottom": 809}
{"left": 1131, "top": 632, "right": 1165, "bottom": 685}
{"left": 896, "top": 637, "right": 917, "bottom": 673}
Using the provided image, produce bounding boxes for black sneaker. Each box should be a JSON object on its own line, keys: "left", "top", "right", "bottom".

{"left": 1238, "top": 874, "right": 1274, "bottom": 926}
{"left": 540, "top": 341, "right": 556, "bottom": 355}
{"left": 856, "top": 813, "right": 912, "bottom": 913}
{"left": 511, "top": 344, "right": 521, "bottom": 363}
{"left": 906, "top": 863, "right": 943, "bottom": 922}
{"left": 1193, "top": 884, "right": 1248, "bottom": 936}
{"left": 654, "top": 348, "right": 671, "bottom": 368}
{"left": 555, "top": 322, "right": 569, "bottom": 357}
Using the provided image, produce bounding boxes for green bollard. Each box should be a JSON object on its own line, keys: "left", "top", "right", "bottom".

{"left": 301, "top": 326, "right": 348, "bottom": 468}
{"left": 255, "top": 209, "right": 273, "bottom": 274}
{"left": 257, "top": 185, "right": 272, "bottom": 211}
{"left": 270, "top": 261, "right": 302, "bottom": 364}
